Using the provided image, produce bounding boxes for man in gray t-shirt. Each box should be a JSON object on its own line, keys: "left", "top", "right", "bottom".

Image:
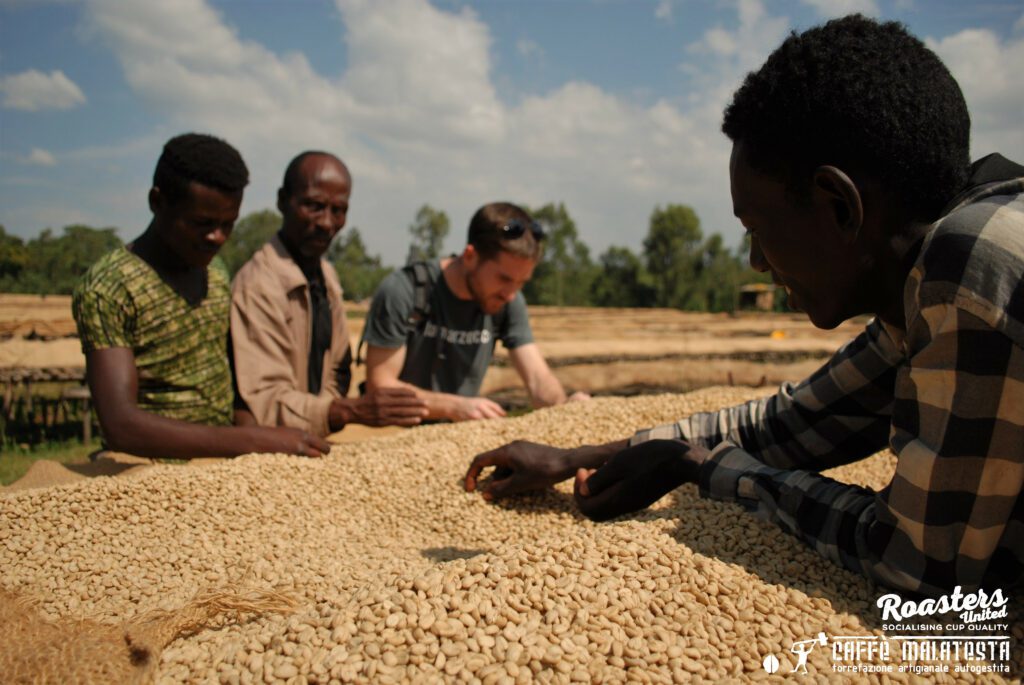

{"left": 363, "top": 202, "right": 587, "bottom": 422}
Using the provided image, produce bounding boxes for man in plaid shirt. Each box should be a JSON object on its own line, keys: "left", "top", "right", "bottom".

{"left": 464, "top": 15, "right": 1023, "bottom": 597}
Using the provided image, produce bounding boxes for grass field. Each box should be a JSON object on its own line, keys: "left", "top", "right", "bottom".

{"left": 0, "top": 439, "right": 100, "bottom": 485}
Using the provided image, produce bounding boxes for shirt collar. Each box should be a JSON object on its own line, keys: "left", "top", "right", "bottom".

{"left": 267, "top": 233, "right": 316, "bottom": 293}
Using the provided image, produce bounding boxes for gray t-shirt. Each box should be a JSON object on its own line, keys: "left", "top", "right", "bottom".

{"left": 362, "top": 260, "right": 534, "bottom": 396}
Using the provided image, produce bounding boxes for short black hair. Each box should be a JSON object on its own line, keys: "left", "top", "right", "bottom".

{"left": 153, "top": 133, "right": 249, "bottom": 205}
{"left": 722, "top": 14, "right": 970, "bottom": 222}
{"left": 468, "top": 202, "right": 542, "bottom": 262}
{"left": 281, "top": 150, "right": 347, "bottom": 197}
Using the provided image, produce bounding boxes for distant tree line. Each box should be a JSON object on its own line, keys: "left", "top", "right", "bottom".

{"left": 0, "top": 224, "right": 122, "bottom": 294}
{"left": 521, "top": 203, "right": 773, "bottom": 312}
{"left": 402, "top": 202, "right": 774, "bottom": 312}
{"left": 1, "top": 201, "right": 775, "bottom": 312}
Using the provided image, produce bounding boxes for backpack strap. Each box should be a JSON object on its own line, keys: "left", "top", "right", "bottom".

{"left": 355, "top": 261, "right": 434, "bottom": 367}
{"left": 408, "top": 261, "right": 433, "bottom": 327}
{"left": 406, "top": 261, "right": 447, "bottom": 379}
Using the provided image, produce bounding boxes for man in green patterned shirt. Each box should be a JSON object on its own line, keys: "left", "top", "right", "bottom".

{"left": 73, "top": 133, "right": 329, "bottom": 459}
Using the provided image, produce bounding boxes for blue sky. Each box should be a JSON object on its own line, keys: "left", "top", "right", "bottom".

{"left": 2, "top": 0, "right": 1023, "bottom": 266}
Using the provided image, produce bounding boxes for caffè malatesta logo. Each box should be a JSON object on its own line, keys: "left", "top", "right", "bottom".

{"left": 762, "top": 586, "right": 1013, "bottom": 677}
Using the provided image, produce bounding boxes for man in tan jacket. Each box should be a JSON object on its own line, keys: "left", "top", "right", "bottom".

{"left": 231, "top": 151, "right": 426, "bottom": 437}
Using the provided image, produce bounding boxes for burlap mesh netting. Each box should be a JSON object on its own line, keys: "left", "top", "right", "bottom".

{"left": 0, "top": 586, "right": 297, "bottom": 684}
{"left": 1, "top": 388, "right": 1021, "bottom": 683}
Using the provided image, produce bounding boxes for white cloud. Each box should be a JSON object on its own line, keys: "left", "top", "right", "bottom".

{"left": 25, "top": 148, "right": 57, "bottom": 166}
{"left": 338, "top": 0, "right": 504, "bottom": 146}
{"left": 700, "top": 28, "right": 738, "bottom": 56}
{"left": 8, "top": 0, "right": 1020, "bottom": 258}
{"left": 798, "top": 0, "right": 880, "bottom": 18}
{"left": 516, "top": 38, "right": 543, "bottom": 59}
{"left": 0, "top": 69, "right": 86, "bottom": 111}
{"left": 68, "top": 0, "right": 779, "bottom": 263}
{"left": 928, "top": 29, "right": 1024, "bottom": 161}
{"left": 1014, "top": 13, "right": 1024, "bottom": 34}
{"left": 684, "top": 0, "right": 789, "bottom": 120}
{"left": 688, "top": 0, "right": 788, "bottom": 66}
{"left": 655, "top": 0, "right": 673, "bottom": 22}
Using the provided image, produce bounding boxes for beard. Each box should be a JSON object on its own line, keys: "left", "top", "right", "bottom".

{"left": 465, "top": 269, "right": 505, "bottom": 315}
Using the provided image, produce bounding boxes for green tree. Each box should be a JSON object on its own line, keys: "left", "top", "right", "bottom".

{"left": 0, "top": 226, "right": 29, "bottom": 281}
{"left": 5, "top": 224, "right": 122, "bottom": 294}
{"left": 522, "top": 203, "right": 597, "bottom": 306}
{"left": 406, "top": 205, "right": 450, "bottom": 264}
{"left": 328, "top": 228, "right": 392, "bottom": 302}
{"left": 733, "top": 232, "right": 789, "bottom": 311}
{"left": 642, "top": 204, "right": 703, "bottom": 308}
{"left": 219, "top": 209, "right": 281, "bottom": 276}
{"left": 592, "top": 245, "right": 656, "bottom": 307}
{"left": 690, "top": 233, "right": 744, "bottom": 312}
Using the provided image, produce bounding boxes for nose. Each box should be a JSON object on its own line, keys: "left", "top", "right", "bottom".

{"left": 315, "top": 211, "right": 335, "bottom": 233}
{"left": 748, "top": 235, "right": 769, "bottom": 273}
{"left": 206, "top": 225, "right": 230, "bottom": 247}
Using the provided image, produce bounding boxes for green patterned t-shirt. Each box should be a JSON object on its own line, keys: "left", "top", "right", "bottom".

{"left": 72, "top": 247, "right": 233, "bottom": 426}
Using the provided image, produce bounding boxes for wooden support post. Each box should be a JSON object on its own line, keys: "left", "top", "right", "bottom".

{"left": 3, "top": 381, "right": 12, "bottom": 420}
{"left": 63, "top": 386, "right": 93, "bottom": 444}
{"left": 83, "top": 399, "right": 92, "bottom": 444}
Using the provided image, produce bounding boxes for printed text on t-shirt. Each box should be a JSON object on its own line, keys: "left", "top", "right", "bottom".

{"left": 422, "top": 322, "right": 492, "bottom": 345}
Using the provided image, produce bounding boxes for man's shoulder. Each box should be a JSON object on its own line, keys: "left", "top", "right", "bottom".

{"left": 72, "top": 247, "right": 149, "bottom": 344}
{"left": 375, "top": 264, "right": 419, "bottom": 301}
{"left": 506, "top": 291, "right": 530, "bottom": 317}
{"left": 915, "top": 187, "right": 1024, "bottom": 343}
{"left": 75, "top": 247, "right": 143, "bottom": 301}
{"left": 82, "top": 245, "right": 136, "bottom": 279}
{"left": 233, "top": 239, "right": 281, "bottom": 282}
{"left": 921, "top": 187, "right": 1024, "bottom": 283}
{"left": 231, "top": 238, "right": 305, "bottom": 300}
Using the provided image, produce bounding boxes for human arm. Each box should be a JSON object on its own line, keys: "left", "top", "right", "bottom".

{"left": 365, "top": 343, "right": 505, "bottom": 421}
{"left": 327, "top": 386, "right": 427, "bottom": 429}
{"left": 233, "top": 406, "right": 258, "bottom": 426}
{"left": 574, "top": 440, "right": 711, "bottom": 521}
{"left": 474, "top": 322, "right": 899, "bottom": 511}
{"left": 501, "top": 295, "right": 586, "bottom": 407}
{"left": 464, "top": 438, "right": 629, "bottom": 500}
{"left": 507, "top": 343, "right": 568, "bottom": 408}
{"left": 689, "top": 304, "right": 1024, "bottom": 596}
{"left": 87, "top": 348, "right": 330, "bottom": 459}
{"left": 629, "top": 320, "right": 902, "bottom": 469}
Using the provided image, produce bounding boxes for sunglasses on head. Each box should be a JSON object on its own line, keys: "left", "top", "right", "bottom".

{"left": 500, "top": 218, "right": 545, "bottom": 241}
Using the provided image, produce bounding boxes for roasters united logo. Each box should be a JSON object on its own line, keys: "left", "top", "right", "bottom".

{"left": 761, "top": 586, "right": 1014, "bottom": 677}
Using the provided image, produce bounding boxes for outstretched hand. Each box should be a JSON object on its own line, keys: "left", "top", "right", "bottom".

{"left": 251, "top": 426, "right": 332, "bottom": 458}
{"left": 352, "top": 386, "right": 428, "bottom": 426}
{"left": 451, "top": 396, "right": 507, "bottom": 422}
{"left": 573, "top": 439, "right": 709, "bottom": 521}
{"left": 464, "top": 440, "right": 572, "bottom": 501}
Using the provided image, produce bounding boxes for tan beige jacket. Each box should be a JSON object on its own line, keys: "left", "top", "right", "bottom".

{"left": 230, "top": 234, "right": 350, "bottom": 437}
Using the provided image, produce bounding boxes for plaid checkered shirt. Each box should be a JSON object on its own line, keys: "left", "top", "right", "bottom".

{"left": 630, "top": 155, "right": 1024, "bottom": 597}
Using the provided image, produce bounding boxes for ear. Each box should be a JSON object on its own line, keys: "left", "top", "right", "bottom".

{"left": 812, "top": 166, "right": 863, "bottom": 241}
{"left": 462, "top": 244, "right": 479, "bottom": 270}
{"left": 148, "top": 186, "right": 162, "bottom": 214}
{"left": 276, "top": 187, "right": 288, "bottom": 215}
